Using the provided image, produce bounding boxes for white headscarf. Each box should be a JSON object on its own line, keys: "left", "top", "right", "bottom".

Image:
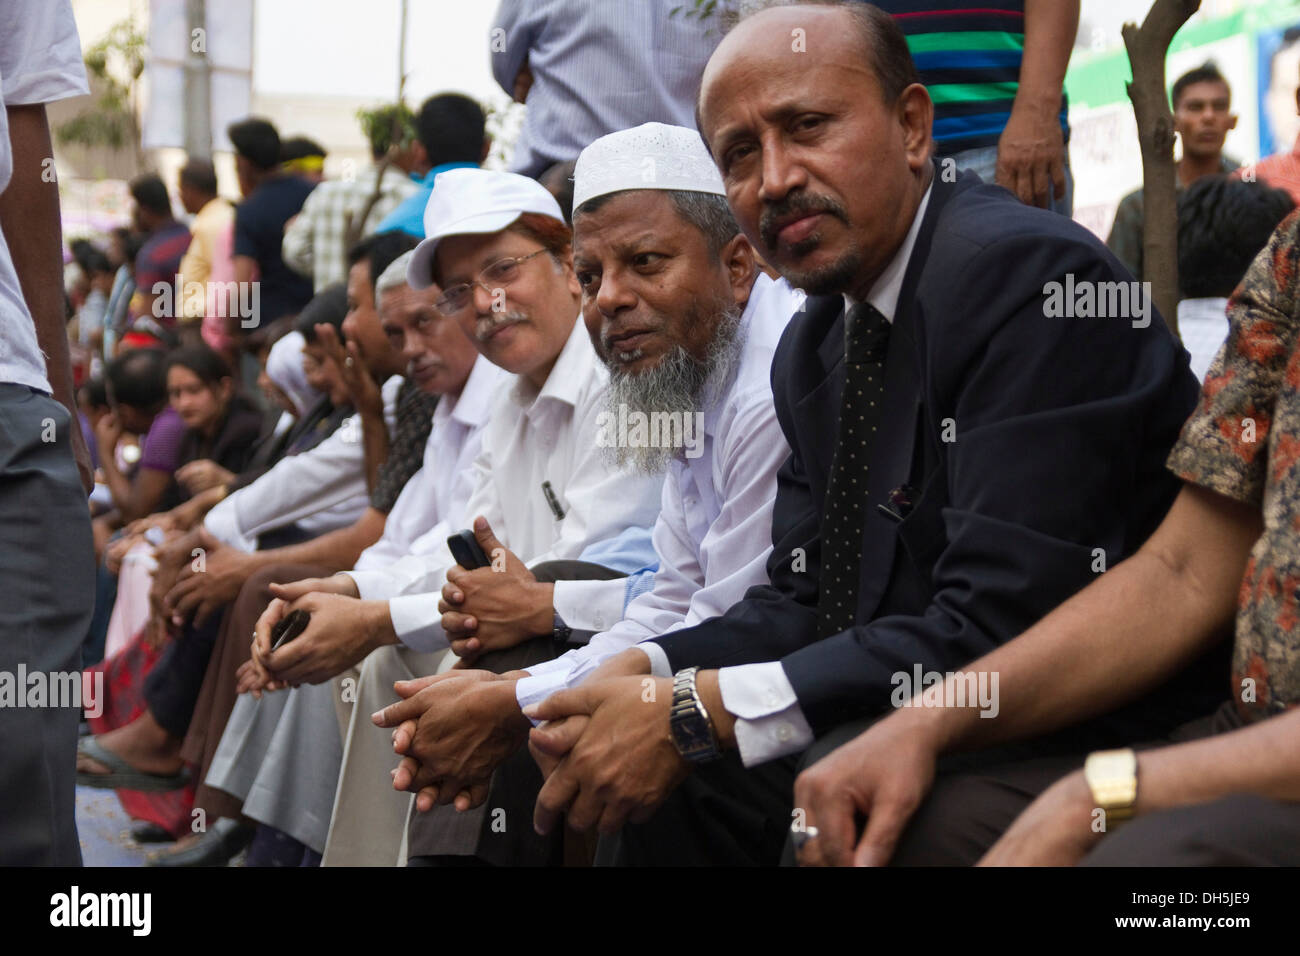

{"left": 266, "top": 330, "right": 320, "bottom": 416}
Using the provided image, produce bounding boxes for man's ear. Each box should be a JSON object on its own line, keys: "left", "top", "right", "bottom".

{"left": 559, "top": 249, "right": 582, "bottom": 299}
{"left": 898, "top": 82, "right": 935, "bottom": 173}
{"left": 721, "top": 233, "right": 758, "bottom": 308}
{"left": 480, "top": 136, "right": 493, "bottom": 164}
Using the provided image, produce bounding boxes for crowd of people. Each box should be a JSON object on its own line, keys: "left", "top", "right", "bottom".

{"left": 4, "top": 0, "right": 1300, "bottom": 869}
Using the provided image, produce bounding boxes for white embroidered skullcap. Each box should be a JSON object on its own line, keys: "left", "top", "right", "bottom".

{"left": 572, "top": 122, "right": 725, "bottom": 214}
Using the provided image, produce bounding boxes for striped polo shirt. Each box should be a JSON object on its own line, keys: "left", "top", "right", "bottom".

{"left": 868, "top": 1, "right": 1071, "bottom": 155}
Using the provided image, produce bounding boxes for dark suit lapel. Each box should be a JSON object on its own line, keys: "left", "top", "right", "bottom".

{"left": 792, "top": 294, "right": 848, "bottom": 501}
{"left": 853, "top": 165, "right": 969, "bottom": 621}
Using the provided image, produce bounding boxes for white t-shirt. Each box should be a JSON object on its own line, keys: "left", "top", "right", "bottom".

{"left": 0, "top": 1, "right": 89, "bottom": 392}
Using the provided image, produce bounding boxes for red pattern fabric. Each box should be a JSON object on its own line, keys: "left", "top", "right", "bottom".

{"left": 85, "top": 629, "right": 195, "bottom": 839}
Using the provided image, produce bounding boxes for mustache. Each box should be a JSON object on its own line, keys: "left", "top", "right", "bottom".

{"left": 759, "top": 193, "right": 849, "bottom": 248}
{"left": 600, "top": 318, "right": 667, "bottom": 360}
{"left": 475, "top": 310, "right": 527, "bottom": 343}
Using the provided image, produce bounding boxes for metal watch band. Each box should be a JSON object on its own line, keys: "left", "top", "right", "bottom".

{"left": 669, "top": 666, "right": 721, "bottom": 763}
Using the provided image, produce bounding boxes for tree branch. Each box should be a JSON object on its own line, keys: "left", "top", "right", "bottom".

{"left": 1122, "top": 0, "right": 1200, "bottom": 340}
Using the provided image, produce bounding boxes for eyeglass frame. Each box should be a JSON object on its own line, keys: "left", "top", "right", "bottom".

{"left": 434, "top": 247, "right": 551, "bottom": 315}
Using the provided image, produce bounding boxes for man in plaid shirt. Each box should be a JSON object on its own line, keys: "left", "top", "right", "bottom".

{"left": 283, "top": 126, "right": 417, "bottom": 291}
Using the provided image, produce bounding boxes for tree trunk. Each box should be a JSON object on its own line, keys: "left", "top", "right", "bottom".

{"left": 1122, "top": 0, "right": 1200, "bottom": 340}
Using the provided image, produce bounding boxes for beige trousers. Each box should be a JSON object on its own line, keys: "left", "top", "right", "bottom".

{"left": 320, "top": 643, "right": 448, "bottom": 866}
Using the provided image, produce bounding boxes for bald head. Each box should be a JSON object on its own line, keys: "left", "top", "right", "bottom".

{"left": 699, "top": 2, "right": 918, "bottom": 143}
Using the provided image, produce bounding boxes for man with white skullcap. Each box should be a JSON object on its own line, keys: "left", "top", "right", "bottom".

{"left": 373, "top": 122, "right": 803, "bottom": 866}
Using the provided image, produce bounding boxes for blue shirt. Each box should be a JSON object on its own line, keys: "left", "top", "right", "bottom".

{"left": 374, "top": 162, "right": 480, "bottom": 238}
{"left": 491, "top": 0, "right": 720, "bottom": 178}
{"left": 578, "top": 524, "right": 659, "bottom": 612}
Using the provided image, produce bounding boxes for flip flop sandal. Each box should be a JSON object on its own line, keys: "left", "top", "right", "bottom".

{"left": 76, "top": 735, "right": 192, "bottom": 792}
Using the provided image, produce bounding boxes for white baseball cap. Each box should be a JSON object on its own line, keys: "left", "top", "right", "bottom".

{"left": 407, "top": 167, "right": 565, "bottom": 290}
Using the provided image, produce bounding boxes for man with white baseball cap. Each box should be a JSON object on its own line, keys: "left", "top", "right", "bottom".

{"left": 373, "top": 122, "right": 804, "bottom": 867}
{"left": 242, "top": 166, "right": 665, "bottom": 865}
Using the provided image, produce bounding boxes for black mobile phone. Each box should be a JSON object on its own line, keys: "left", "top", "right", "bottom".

{"left": 270, "top": 609, "right": 311, "bottom": 651}
{"left": 447, "top": 529, "right": 490, "bottom": 570}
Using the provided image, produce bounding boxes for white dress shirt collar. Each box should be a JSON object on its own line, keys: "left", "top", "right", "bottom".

{"left": 702, "top": 272, "right": 797, "bottom": 439}
{"left": 843, "top": 181, "right": 933, "bottom": 325}
{"left": 446, "top": 354, "right": 507, "bottom": 431}
{"left": 509, "top": 314, "right": 595, "bottom": 412}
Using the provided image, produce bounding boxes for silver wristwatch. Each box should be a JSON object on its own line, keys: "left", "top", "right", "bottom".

{"left": 669, "top": 666, "right": 721, "bottom": 763}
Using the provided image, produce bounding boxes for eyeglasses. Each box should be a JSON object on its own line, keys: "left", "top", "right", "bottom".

{"left": 434, "top": 248, "right": 549, "bottom": 315}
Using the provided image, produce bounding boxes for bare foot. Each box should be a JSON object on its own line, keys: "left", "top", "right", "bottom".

{"left": 78, "top": 710, "right": 185, "bottom": 777}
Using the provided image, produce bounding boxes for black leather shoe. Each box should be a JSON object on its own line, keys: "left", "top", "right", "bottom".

{"left": 145, "top": 818, "right": 255, "bottom": 867}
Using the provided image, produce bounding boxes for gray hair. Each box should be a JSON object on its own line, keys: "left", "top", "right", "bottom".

{"left": 574, "top": 189, "right": 739, "bottom": 257}
{"left": 375, "top": 249, "right": 415, "bottom": 313}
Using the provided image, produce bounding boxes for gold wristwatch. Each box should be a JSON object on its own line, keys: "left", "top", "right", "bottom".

{"left": 1084, "top": 748, "right": 1138, "bottom": 824}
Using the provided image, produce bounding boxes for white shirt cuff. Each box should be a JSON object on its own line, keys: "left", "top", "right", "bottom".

{"left": 345, "top": 568, "right": 396, "bottom": 602}
{"left": 387, "top": 593, "right": 448, "bottom": 653}
{"left": 203, "top": 498, "right": 255, "bottom": 553}
{"left": 552, "top": 577, "right": 626, "bottom": 637}
{"left": 718, "top": 662, "right": 815, "bottom": 766}
{"left": 522, "top": 655, "right": 571, "bottom": 678}
{"left": 515, "top": 668, "right": 571, "bottom": 722}
{"left": 636, "top": 641, "right": 674, "bottom": 679}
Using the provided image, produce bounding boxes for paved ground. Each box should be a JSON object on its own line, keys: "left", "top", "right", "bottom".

{"left": 75, "top": 786, "right": 152, "bottom": 867}
{"left": 75, "top": 787, "right": 246, "bottom": 867}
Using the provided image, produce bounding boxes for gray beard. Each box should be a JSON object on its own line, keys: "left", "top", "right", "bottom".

{"left": 604, "top": 305, "right": 744, "bottom": 475}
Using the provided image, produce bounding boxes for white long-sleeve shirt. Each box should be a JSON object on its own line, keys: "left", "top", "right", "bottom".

{"left": 349, "top": 316, "right": 665, "bottom": 653}
{"left": 515, "top": 275, "right": 803, "bottom": 711}
{"left": 203, "top": 375, "right": 402, "bottom": 552}
{"left": 350, "top": 356, "right": 508, "bottom": 574}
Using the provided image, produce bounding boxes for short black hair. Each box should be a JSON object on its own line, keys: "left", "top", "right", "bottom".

{"left": 574, "top": 189, "right": 740, "bottom": 257}
{"left": 84, "top": 248, "right": 113, "bottom": 277}
{"left": 69, "top": 237, "right": 99, "bottom": 273}
{"left": 280, "top": 135, "right": 327, "bottom": 164}
{"left": 242, "top": 315, "right": 298, "bottom": 357}
{"left": 1178, "top": 175, "right": 1295, "bottom": 299}
{"left": 347, "top": 231, "right": 420, "bottom": 293}
{"left": 129, "top": 174, "right": 172, "bottom": 218}
{"left": 1172, "top": 62, "right": 1231, "bottom": 110}
{"left": 416, "top": 93, "right": 487, "bottom": 167}
{"left": 106, "top": 346, "right": 169, "bottom": 409}
{"left": 165, "top": 346, "right": 233, "bottom": 387}
{"left": 227, "top": 117, "right": 282, "bottom": 170}
{"left": 296, "top": 283, "right": 349, "bottom": 344}
{"left": 180, "top": 158, "right": 219, "bottom": 196}
{"left": 79, "top": 376, "right": 109, "bottom": 409}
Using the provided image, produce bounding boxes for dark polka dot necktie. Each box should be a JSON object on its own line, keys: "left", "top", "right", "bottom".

{"left": 818, "top": 301, "right": 892, "bottom": 639}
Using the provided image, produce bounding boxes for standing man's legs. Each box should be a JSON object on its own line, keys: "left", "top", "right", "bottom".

{"left": 0, "top": 386, "right": 95, "bottom": 864}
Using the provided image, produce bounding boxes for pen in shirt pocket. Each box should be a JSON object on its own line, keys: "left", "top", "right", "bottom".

{"left": 542, "top": 480, "right": 566, "bottom": 520}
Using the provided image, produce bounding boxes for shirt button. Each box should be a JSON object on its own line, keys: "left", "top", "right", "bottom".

{"left": 776, "top": 723, "right": 793, "bottom": 742}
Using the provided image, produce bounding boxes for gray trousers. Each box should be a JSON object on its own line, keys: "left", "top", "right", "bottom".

{"left": 0, "top": 385, "right": 94, "bottom": 865}
{"left": 205, "top": 676, "right": 348, "bottom": 854}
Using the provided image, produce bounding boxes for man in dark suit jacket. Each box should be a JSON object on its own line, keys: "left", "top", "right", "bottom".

{"left": 525, "top": 1, "right": 1222, "bottom": 864}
